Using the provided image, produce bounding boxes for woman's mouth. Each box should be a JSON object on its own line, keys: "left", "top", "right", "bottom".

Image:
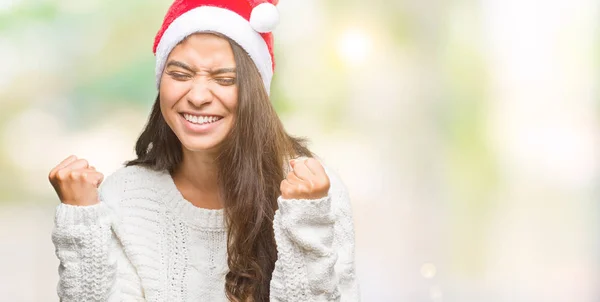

{"left": 180, "top": 113, "right": 224, "bottom": 133}
{"left": 182, "top": 113, "right": 223, "bottom": 125}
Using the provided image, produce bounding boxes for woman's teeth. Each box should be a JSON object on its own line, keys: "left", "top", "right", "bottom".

{"left": 183, "top": 113, "right": 222, "bottom": 125}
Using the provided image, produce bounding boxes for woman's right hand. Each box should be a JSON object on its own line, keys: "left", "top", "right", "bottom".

{"left": 48, "top": 155, "right": 104, "bottom": 206}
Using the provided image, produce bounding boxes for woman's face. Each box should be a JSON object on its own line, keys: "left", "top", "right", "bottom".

{"left": 159, "top": 33, "right": 238, "bottom": 153}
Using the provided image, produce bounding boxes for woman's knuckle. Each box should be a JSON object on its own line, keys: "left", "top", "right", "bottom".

{"left": 56, "top": 169, "right": 68, "bottom": 180}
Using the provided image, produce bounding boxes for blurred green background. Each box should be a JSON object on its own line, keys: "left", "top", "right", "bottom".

{"left": 1, "top": 0, "right": 599, "bottom": 301}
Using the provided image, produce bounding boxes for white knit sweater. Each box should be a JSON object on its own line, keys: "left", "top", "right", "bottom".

{"left": 51, "top": 161, "right": 359, "bottom": 301}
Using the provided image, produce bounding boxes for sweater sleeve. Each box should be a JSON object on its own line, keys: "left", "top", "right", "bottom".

{"left": 51, "top": 184, "right": 145, "bottom": 301}
{"left": 270, "top": 164, "right": 360, "bottom": 302}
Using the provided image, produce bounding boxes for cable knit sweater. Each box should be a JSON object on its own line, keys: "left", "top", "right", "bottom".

{"left": 51, "top": 161, "right": 359, "bottom": 301}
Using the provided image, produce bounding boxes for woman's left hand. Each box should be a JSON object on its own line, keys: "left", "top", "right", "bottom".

{"left": 280, "top": 157, "right": 330, "bottom": 200}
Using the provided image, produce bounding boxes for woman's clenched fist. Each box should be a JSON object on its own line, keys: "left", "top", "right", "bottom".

{"left": 280, "top": 157, "right": 330, "bottom": 200}
{"left": 48, "top": 155, "right": 104, "bottom": 206}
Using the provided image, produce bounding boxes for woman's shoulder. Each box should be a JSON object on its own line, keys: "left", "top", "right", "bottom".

{"left": 103, "top": 164, "right": 165, "bottom": 185}
{"left": 98, "top": 163, "right": 170, "bottom": 206}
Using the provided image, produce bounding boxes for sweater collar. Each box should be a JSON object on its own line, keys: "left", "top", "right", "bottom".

{"left": 157, "top": 168, "right": 226, "bottom": 230}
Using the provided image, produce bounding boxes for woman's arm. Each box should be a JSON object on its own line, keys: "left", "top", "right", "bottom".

{"left": 51, "top": 179, "right": 145, "bottom": 301}
{"left": 270, "top": 161, "right": 360, "bottom": 301}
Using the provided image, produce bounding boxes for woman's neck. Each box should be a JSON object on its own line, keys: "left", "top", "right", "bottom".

{"left": 171, "top": 149, "right": 223, "bottom": 209}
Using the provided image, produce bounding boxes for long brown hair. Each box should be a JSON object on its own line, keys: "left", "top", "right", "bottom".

{"left": 125, "top": 32, "right": 314, "bottom": 301}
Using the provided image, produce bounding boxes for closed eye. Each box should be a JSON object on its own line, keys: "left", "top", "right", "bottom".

{"left": 167, "top": 71, "right": 191, "bottom": 81}
{"left": 216, "top": 78, "right": 236, "bottom": 85}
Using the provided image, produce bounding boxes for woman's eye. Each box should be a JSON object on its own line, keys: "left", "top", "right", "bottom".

{"left": 168, "top": 72, "right": 191, "bottom": 80}
{"left": 216, "top": 78, "right": 236, "bottom": 85}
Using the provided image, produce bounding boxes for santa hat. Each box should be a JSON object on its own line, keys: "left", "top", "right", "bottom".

{"left": 153, "top": 0, "right": 280, "bottom": 95}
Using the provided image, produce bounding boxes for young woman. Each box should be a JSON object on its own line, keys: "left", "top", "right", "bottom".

{"left": 48, "top": 0, "right": 358, "bottom": 301}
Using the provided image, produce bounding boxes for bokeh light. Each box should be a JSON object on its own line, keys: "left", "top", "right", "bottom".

{"left": 337, "top": 28, "right": 371, "bottom": 66}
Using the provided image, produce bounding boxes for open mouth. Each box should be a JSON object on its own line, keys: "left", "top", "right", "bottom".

{"left": 179, "top": 113, "right": 224, "bottom": 133}
{"left": 181, "top": 113, "right": 223, "bottom": 125}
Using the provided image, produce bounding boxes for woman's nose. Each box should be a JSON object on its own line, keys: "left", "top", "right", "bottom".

{"left": 186, "top": 79, "right": 213, "bottom": 106}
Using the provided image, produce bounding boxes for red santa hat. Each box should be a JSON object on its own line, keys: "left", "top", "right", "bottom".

{"left": 153, "top": 0, "right": 280, "bottom": 95}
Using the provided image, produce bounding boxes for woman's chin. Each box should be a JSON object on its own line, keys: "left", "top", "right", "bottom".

{"left": 180, "top": 138, "right": 223, "bottom": 153}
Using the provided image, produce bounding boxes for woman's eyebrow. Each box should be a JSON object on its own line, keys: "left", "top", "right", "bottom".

{"left": 209, "top": 68, "right": 236, "bottom": 75}
{"left": 166, "top": 60, "right": 195, "bottom": 72}
{"left": 165, "top": 61, "right": 236, "bottom": 75}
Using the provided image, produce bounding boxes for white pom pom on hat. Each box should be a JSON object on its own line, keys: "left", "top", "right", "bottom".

{"left": 250, "top": 2, "right": 280, "bottom": 33}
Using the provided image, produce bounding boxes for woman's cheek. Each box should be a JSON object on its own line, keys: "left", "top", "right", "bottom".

{"left": 161, "top": 81, "right": 190, "bottom": 103}
{"left": 218, "top": 86, "right": 238, "bottom": 109}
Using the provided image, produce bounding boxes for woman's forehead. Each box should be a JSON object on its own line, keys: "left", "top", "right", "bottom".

{"left": 179, "top": 33, "right": 232, "bottom": 53}
{"left": 169, "top": 34, "right": 235, "bottom": 68}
